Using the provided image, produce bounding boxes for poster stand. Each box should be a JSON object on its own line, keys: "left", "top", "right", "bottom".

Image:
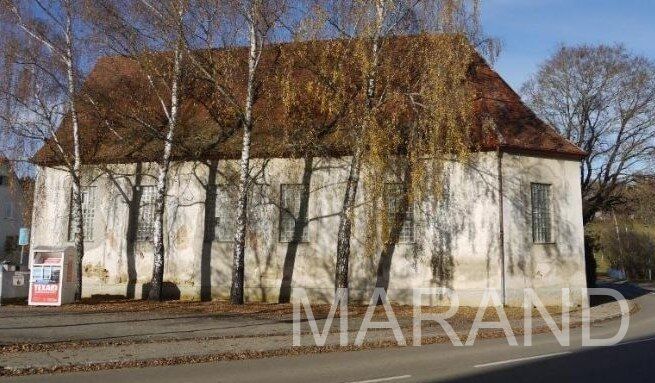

{"left": 28, "top": 247, "right": 77, "bottom": 306}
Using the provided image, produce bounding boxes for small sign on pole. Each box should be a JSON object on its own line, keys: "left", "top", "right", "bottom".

{"left": 18, "top": 228, "right": 29, "bottom": 267}
{"left": 18, "top": 228, "right": 30, "bottom": 246}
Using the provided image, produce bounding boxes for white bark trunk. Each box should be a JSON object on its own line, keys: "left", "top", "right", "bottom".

{"left": 231, "top": 1, "right": 261, "bottom": 305}
{"left": 335, "top": 2, "right": 385, "bottom": 291}
{"left": 64, "top": 0, "right": 85, "bottom": 302}
{"left": 148, "top": 38, "right": 183, "bottom": 301}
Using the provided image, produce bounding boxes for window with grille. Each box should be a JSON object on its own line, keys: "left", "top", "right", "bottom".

{"left": 385, "top": 183, "right": 414, "bottom": 243}
{"left": 279, "top": 184, "right": 309, "bottom": 243}
{"left": 214, "top": 186, "right": 236, "bottom": 242}
{"left": 137, "top": 186, "right": 157, "bottom": 242}
{"left": 68, "top": 187, "right": 95, "bottom": 242}
{"left": 531, "top": 183, "right": 552, "bottom": 243}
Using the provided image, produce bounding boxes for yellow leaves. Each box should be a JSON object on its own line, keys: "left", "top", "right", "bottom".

{"left": 274, "top": 34, "right": 479, "bottom": 256}
{"left": 355, "top": 34, "right": 478, "bottom": 256}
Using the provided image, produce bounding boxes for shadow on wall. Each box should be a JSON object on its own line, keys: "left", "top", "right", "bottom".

{"left": 104, "top": 162, "right": 145, "bottom": 300}
{"left": 279, "top": 156, "right": 314, "bottom": 303}
{"left": 462, "top": 157, "right": 504, "bottom": 290}
{"left": 375, "top": 169, "right": 412, "bottom": 297}
{"left": 192, "top": 159, "right": 278, "bottom": 302}
{"left": 373, "top": 155, "right": 503, "bottom": 303}
{"left": 240, "top": 160, "right": 277, "bottom": 302}
{"left": 429, "top": 178, "right": 455, "bottom": 290}
{"left": 200, "top": 160, "right": 219, "bottom": 301}
{"left": 125, "top": 163, "right": 144, "bottom": 299}
{"left": 503, "top": 159, "right": 579, "bottom": 283}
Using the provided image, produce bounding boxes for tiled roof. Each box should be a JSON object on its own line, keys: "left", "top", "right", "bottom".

{"left": 33, "top": 35, "right": 585, "bottom": 166}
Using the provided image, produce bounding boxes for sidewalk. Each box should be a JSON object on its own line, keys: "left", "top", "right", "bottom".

{"left": 0, "top": 291, "right": 639, "bottom": 376}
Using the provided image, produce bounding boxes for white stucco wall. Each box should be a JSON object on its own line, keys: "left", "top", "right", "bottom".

{"left": 501, "top": 153, "right": 587, "bottom": 307}
{"left": 30, "top": 152, "right": 587, "bottom": 307}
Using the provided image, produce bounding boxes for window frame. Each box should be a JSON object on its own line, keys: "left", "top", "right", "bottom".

{"left": 67, "top": 186, "right": 96, "bottom": 242}
{"left": 530, "top": 182, "right": 554, "bottom": 244}
{"left": 136, "top": 185, "right": 157, "bottom": 243}
{"left": 3, "top": 201, "right": 13, "bottom": 219}
{"left": 213, "top": 184, "right": 237, "bottom": 243}
{"left": 278, "top": 183, "right": 309, "bottom": 243}
{"left": 384, "top": 183, "right": 415, "bottom": 244}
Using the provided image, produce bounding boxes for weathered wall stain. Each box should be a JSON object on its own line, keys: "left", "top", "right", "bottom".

{"left": 29, "top": 153, "right": 587, "bottom": 307}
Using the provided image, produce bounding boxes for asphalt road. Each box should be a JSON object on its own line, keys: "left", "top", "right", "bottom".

{"left": 5, "top": 292, "right": 655, "bottom": 383}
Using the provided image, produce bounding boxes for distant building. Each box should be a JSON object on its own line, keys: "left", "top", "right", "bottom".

{"left": 29, "top": 36, "right": 588, "bottom": 307}
{"left": 0, "top": 160, "right": 25, "bottom": 263}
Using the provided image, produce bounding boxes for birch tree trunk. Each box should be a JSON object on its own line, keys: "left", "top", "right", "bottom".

{"left": 335, "top": 147, "right": 361, "bottom": 289}
{"left": 148, "top": 41, "right": 183, "bottom": 301}
{"left": 7, "top": 0, "right": 87, "bottom": 301}
{"left": 59, "top": 0, "right": 86, "bottom": 302}
{"left": 334, "top": 1, "right": 384, "bottom": 291}
{"left": 231, "top": 0, "right": 261, "bottom": 305}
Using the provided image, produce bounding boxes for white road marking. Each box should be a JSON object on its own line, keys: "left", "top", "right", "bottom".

{"left": 473, "top": 351, "right": 570, "bottom": 368}
{"left": 617, "top": 336, "right": 655, "bottom": 346}
{"left": 472, "top": 337, "right": 655, "bottom": 370}
{"left": 343, "top": 375, "right": 412, "bottom": 383}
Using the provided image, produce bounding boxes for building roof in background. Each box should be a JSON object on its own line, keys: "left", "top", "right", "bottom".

{"left": 33, "top": 35, "right": 585, "bottom": 166}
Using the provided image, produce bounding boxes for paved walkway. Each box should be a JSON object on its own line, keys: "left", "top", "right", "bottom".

{"left": 0, "top": 283, "right": 644, "bottom": 374}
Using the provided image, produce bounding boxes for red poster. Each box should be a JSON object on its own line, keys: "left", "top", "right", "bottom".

{"left": 30, "top": 283, "right": 60, "bottom": 304}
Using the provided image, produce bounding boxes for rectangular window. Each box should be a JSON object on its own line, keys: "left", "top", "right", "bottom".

{"left": 3, "top": 202, "right": 12, "bottom": 219}
{"left": 68, "top": 187, "right": 95, "bottom": 242}
{"left": 531, "top": 183, "right": 552, "bottom": 243}
{"left": 214, "top": 186, "right": 236, "bottom": 242}
{"left": 0, "top": 175, "right": 7, "bottom": 186}
{"left": 279, "top": 184, "right": 309, "bottom": 243}
{"left": 137, "top": 185, "right": 157, "bottom": 242}
{"left": 385, "top": 183, "right": 414, "bottom": 243}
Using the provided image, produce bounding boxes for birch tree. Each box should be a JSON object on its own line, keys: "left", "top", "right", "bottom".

{"left": 89, "top": 0, "right": 188, "bottom": 301}
{"left": 297, "top": 0, "right": 494, "bottom": 292}
{"left": 0, "top": 0, "right": 93, "bottom": 301}
{"left": 294, "top": 0, "right": 422, "bottom": 292}
{"left": 230, "top": 0, "right": 283, "bottom": 305}
{"left": 147, "top": 2, "right": 185, "bottom": 302}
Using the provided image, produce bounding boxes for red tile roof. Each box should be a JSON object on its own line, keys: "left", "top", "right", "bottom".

{"left": 33, "top": 35, "right": 585, "bottom": 166}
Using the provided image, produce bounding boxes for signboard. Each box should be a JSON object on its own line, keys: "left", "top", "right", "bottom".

{"left": 30, "top": 282, "right": 60, "bottom": 303}
{"left": 18, "top": 228, "right": 30, "bottom": 246}
{"left": 29, "top": 247, "right": 76, "bottom": 306}
{"left": 12, "top": 273, "right": 25, "bottom": 287}
{"left": 29, "top": 265, "right": 62, "bottom": 304}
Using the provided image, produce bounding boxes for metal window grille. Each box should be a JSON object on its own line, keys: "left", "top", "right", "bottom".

{"left": 385, "top": 183, "right": 414, "bottom": 243}
{"left": 214, "top": 186, "right": 236, "bottom": 242}
{"left": 137, "top": 186, "right": 157, "bottom": 242}
{"left": 68, "top": 187, "right": 95, "bottom": 241}
{"left": 279, "top": 184, "right": 308, "bottom": 243}
{"left": 531, "top": 183, "right": 552, "bottom": 243}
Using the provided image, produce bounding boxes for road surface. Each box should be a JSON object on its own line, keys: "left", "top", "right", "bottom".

{"left": 5, "top": 292, "right": 655, "bottom": 383}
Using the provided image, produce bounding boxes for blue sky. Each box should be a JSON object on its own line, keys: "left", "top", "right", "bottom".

{"left": 482, "top": 0, "right": 655, "bottom": 91}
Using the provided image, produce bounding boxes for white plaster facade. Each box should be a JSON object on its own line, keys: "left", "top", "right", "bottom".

{"left": 30, "top": 151, "right": 587, "bottom": 307}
